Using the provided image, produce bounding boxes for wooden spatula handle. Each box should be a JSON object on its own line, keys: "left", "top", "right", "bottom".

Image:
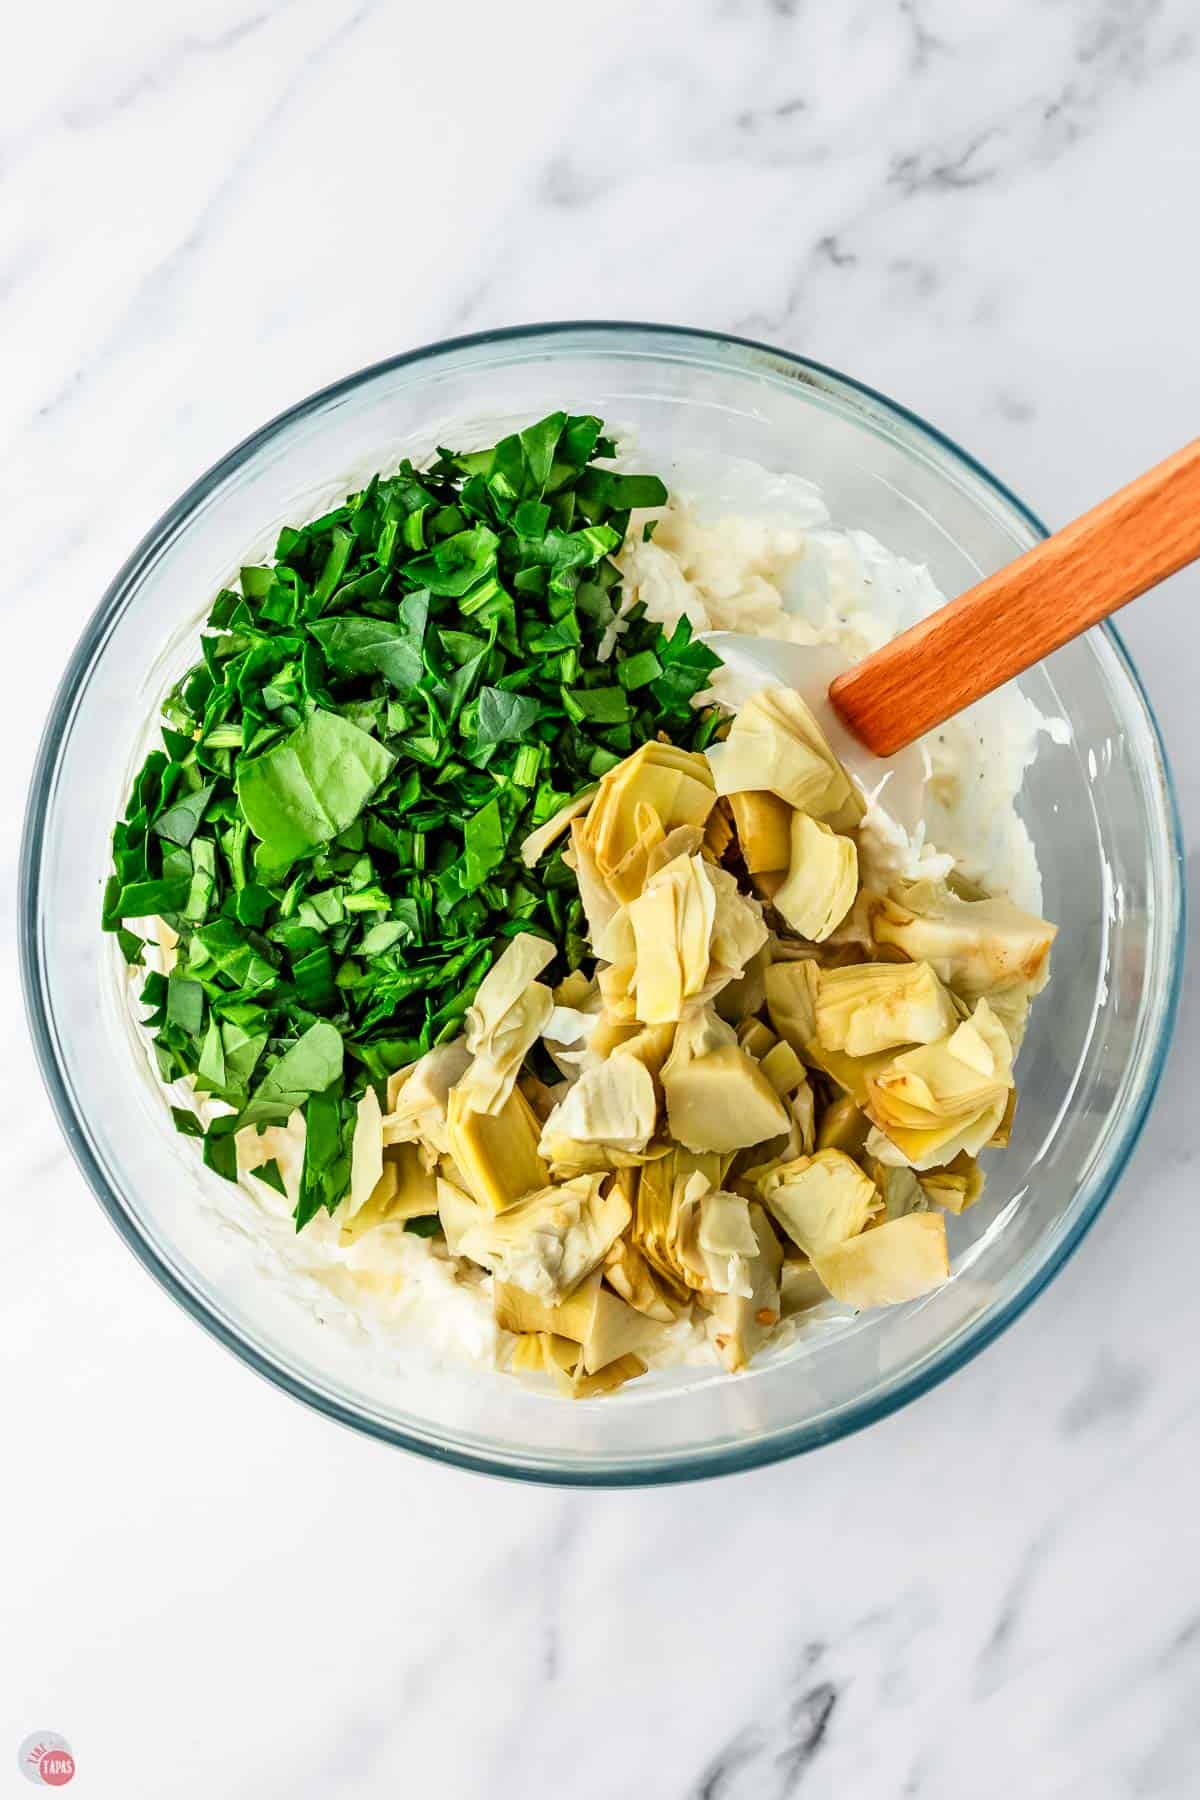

{"left": 829, "top": 439, "right": 1200, "bottom": 756}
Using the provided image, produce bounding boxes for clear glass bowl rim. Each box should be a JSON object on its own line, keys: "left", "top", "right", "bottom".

{"left": 19, "top": 320, "right": 1187, "bottom": 1486}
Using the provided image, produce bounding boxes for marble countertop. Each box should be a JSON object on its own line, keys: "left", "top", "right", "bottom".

{"left": 3, "top": 2, "right": 1197, "bottom": 1795}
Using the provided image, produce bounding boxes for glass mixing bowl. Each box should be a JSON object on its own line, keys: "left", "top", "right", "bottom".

{"left": 20, "top": 324, "right": 1184, "bottom": 1484}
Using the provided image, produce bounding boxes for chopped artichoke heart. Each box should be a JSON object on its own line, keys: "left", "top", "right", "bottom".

{"left": 436, "top": 1174, "right": 486, "bottom": 1257}
{"left": 626, "top": 853, "right": 767, "bottom": 1026}
{"left": 874, "top": 1163, "right": 927, "bottom": 1220}
{"left": 726, "top": 790, "right": 793, "bottom": 875}
{"left": 383, "top": 1039, "right": 473, "bottom": 1155}
{"left": 510, "top": 1332, "right": 548, "bottom": 1376}
{"left": 456, "top": 932, "right": 555, "bottom": 1115}
{"left": 865, "top": 1000, "right": 1014, "bottom": 1167}
{"left": 570, "top": 1353, "right": 649, "bottom": 1398}
{"left": 706, "top": 727, "right": 832, "bottom": 814}
{"left": 773, "top": 812, "right": 858, "bottom": 943}
{"left": 520, "top": 786, "right": 597, "bottom": 868}
{"left": 814, "top": 959, "right": 960, "bottom": 1057}
{"left": 790, "top": 1080, "right": 817, "bottom": 1155}
{"left": 780, "top": 1256, "right": 828, "bottom": 1317}
{"left": 759, "top": 1039, "right": 807, "bottom": 1096}
{"left": 538, "top": 1054, "right": 657, "bottom": 1162}
{"left": 366, "top": 1141, "right": 438, "bottom": 1227}
{"left": 701, "top": 805, "right": 733, "bottom": 861}
{"left": 494, "top": 1267, "right": 605, "bottom": 1340}
{"left": 347, "top": 1083, "right": 384, "bottom": 1218}
{"left": 662, "top": 1008, "right": 790, "bottom": 1154}
{"left": 766, "top": 959, "right": 901, "bottom": 1109}
{"left": 647, "top": 823, "right": 707, "bottom": 878}
{"left": 446, "top": 1082, "right": 549, "bottom": 1212}
{"left": 565, "top": 820, "right": 620, "bottom": 942}
{"left": 736, "top": 1017, "right": 778, "bottom": 1060}
{"left": 580, "top": 1285, "right": 665, "bottom": 1374}
{"left": 582, "top": 741, "right": 716, "bottom": 901}
{"left": 706, "top": 860, "right": 769, "bottom": 988}
{"left": 628, "top": 854, "right": 713, "bottom": 1023}
{"left": 708, "top": 1202, "right": 783, "bottom": 1372}
{"left": 612, "top": 1020, "right": 677, "bottom": 1090}
{"left": 603, "top": 1236, "right": 678, "bottom": 1322}
{"left": 634, "top": 1146, "right": 726, "bottom": 1296}
{"left": 989, "top": 1085, "right": 1018, "bottom": 1148}
{"left": 869, "top": 883, "right": 1057, "bottom": 1000}
{"left": 509, "top": 1322, "right": 648, "bottom": 1397}
{"left": 672, "top": 1176, "right": 761, "bottom": 1298}
{"left": 758, "top": 1149, "right": 881, "bottom": 1258}
{"left": 461, "top": 1175, "right": 629, "bottom": 1302}
{"left": 706, "top": 688, "right": 863, "bottom": 826}
{"left": 812, "top": 1211, "right": 949, "bottom": 1307}
{"left": 815, "top": 1092, "right": 870, "bottom": 1157}
{"left": 920, "top": 1152, "right": 986, "bottom": 1214}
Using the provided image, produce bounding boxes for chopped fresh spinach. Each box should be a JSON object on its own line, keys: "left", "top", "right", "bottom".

{"left": 104, "top": 413, "right": 721, "bottom": 1230}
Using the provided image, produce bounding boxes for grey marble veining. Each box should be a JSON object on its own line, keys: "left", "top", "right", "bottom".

{"left": 2, "top": 2, "right": 1197, "bottom": 1795}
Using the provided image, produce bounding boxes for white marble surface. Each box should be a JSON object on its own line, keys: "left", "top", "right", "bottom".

{"left": 3, "top": 2, "right": 1198, "bottom": 1794}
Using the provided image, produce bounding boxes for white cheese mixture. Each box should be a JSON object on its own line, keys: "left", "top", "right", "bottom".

{"left": 121, "top": 453, "right": 1065, "bottom": 1387}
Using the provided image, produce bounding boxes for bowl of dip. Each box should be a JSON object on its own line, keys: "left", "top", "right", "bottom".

{"left": 20, "top": 323, "right": 1185, "bottom": 1483}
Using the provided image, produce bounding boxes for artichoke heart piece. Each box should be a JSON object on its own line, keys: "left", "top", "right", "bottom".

{"left": 570, "top": 1354, "right": 649, "bottom": 1398}
{"left": 706, "top": 861, "right": 770, "bottom": 991}
{"left": 920, "top": 1151, "right": 986, "bottom": 1214}
{"left": 773, "top": 812, "right": 858, "bottom": 944}
{"left": 519, "top": 786, "right": 597, "bottom": 869}
{"left": 347, "top": 1083, "right": 384, "bottom": 1219}
{"left": 661, "top": 1009, "right": 790, "bottom": 1155}
{"left": 384, "top": 1039, "right": 473, "bottom": 1156}
{"left": 705, "top": 687, "right": 864, "bottom": 829}
{"left": 865, "top": 1000, "right": 1014, "bottom": 1170}
{"left": 871, "top": 1162, "right": 927, "bottom": 1220}
{"left": 815, "top": 1092, "right": 871, "bottom": 1157}
{"left": 462, "top": 1175, "right": 631, "bottom": 1303}
{"left": 707, "top": 1202, "right": 784, "bottom": 1372}
{"left": 494, "top": 1266, "right": 606, "bottom": 1339}
{"left": 566, "top": 818, "right": 621, "bottom": 944}
{"left": 446, "top": 1081, "right": 548, "bottom": 1212}
{"left": 627, "top": 853, "right": 768, "bottom": 1026}
{"left": 812, "top": 1210, "right": 949, "bottom": 1307}
{"left": 988, "top": 1085, "right": 1018, "bottom": 1147}
{"left": 869, "top": 883, "right": 1057, "bottom": 1001}
{"left": 736, "top": 1017, "right": 778, "bottom": 1060}
{"left": 813, "top": 959, "right": 960, "bottom": 1058}
{"left": 628, "top": 852, "right": 715, "bottom": 1024}
{"left": 455, "top": 932, "right": 555, "bottom": 1116}
{"left": 646, "top": 822, "right": 708, "bottom": 881}
{"left": 780, "top": 1255, "right": 828, "bottom": 1318}
{"left": 726, "top": 789, "right": 793, "bottom": 877}
{"left": 437, "top": 1174, "right": 486, "bottom": 1257}
{"left": 495, "top": 1265, "right": 663, "bottom": 1373}
{"left": 673, "top": 1175, "right": 762, "bottom": 1299}
{"left": 758, "top": 1039, "right": 807, "bottom": 1098}
{"left": 538, "top": 1053, "right": 658, "bottom": 1167}
{"left": 340, "top": 1140, "right": 440, "bottom": 1244}
{"left": 701, "top": 805, "right": 733, "bottom": 862}
{"left": 582, "top": 741, "right": 716, "bottom": 903}
{"left": 757, "top": 1149, "right": 881, "bottom": 1258}
{"left": 765, "top": 959, "right": 901, "bottom": 1110}
{"left": 603, "top": 1235, "right": 679, "bottom": 1322}
{"left": 510, "top": 1329, "right": 649, "bottom": 1398}
{"left": 634, "top": 1146, "right": 726, "bottom": 1297}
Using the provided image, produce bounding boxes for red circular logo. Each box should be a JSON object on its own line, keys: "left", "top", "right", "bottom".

{"left": 16, "top": 1734, "right": 75, "bottom": 1788}
{"left": 38, "top": 1751, "right": 75, "bottom": 1788}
